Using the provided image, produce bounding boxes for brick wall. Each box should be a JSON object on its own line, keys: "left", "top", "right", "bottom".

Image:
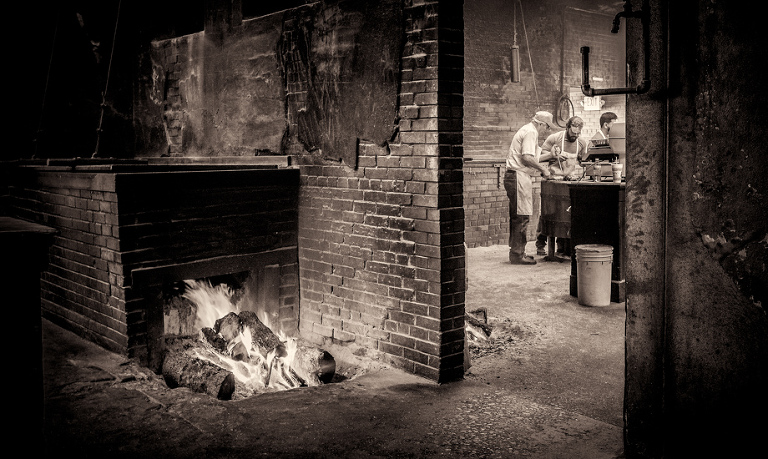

{"left": 8, "top": 168, "right": 127, "bottom": 353}
{"left": 463, "top": 160, "right": 507, "bottom": 248}
{"left": 562, "top": 7, "right": 626, "bottom": 91}
{"left": 463, "top": 159, "right": 542, "bottom": 248}
{"left": 464, "top": 1, "right": 625, "bottom": 247}
{"left": 5, "top": 164, "right": 299, "bottom": 366}
{"left": 283, "top": 0, "right": 466, "bottom": 382}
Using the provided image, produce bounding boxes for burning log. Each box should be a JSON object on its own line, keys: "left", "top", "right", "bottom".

{"left": 208, "top": 311, "right": 283, "bottom": 359}
{"left": 165, "top": 305, "right": 336, "bottom": 397}
{"left": 162, "top": 338, "right": 236, "bottom": 400}
{"left": 239, "top": 310, "right": 283, "bottom": 354}
{"left": 292, "top": 343, "right": 336, "bottom": 385}
{"left": 200, "top": 327, "right": 227, "bottom": 353}
{"left": 466, "top": 308, "right": 492, "bottom": 342}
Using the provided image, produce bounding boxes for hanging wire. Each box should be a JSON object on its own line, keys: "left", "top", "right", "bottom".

{"left": 517, "top": 0, "right": 540, "bottom": 107}
{"left": 513, "top": 4, "right": 517, "bottom": 46}
{"left": 34, "top": 11, "right": 60, "bottom": 159}
{"left": 92, "top": 0, "right": 122, "bottom": 158}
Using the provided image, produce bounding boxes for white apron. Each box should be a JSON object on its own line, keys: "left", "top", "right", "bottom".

{"left": 516, "top": 170, "right": 533, "bottom": 216}
{"left": 514, "top": 159, "right": 541, "bottom": 216}
{"left": 562, "top": 133, "right": 580, "bottom": 158}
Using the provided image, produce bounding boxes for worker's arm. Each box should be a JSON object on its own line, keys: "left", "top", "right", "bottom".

{"left": 538, "top": 134, "right": 566, "bottom": 163}
{"left": 538, "top": 148, "right": 561, "bottom": 163}
{"left": 519, "top": 132, "right": 552, "bottom": 177}
{"left": 520, "top": 153, "right": 551, "bottom": 177}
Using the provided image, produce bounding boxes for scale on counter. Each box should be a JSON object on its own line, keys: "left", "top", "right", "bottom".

{"left": 580, "top": 139, "right": 619, "bottom": 181}
{"left": 583, "top": 139, "right": 619, "bottom": 163}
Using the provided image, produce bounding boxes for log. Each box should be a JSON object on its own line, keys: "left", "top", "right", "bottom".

{"left": 168, "top": 311, "right": 335, "bottom": 395}
{"left": 466, "top": 309, "right": 492, "bottom": 342}
{"left": 200, "top": 327, "right": 227, "bottom": 353}
{"left": 291, "top": 343, "right": 336, "bottom": 385}
{"left": 162, "top": 338, "right": 236, "bottom": 400}
{"left": 239, "top": 310, "right": 282, "bottom": 353}
{"left": 214, "top": 312, "right": 243, "bottom": 342}
{"left": 210, "top": 311, "right": 282, "bottom": 361}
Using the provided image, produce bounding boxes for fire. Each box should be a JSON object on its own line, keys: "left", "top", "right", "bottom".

{"left": 181, "top": 279, "right": 304, "bottom": 396}
{"left": 183, "top": 280, "right": 238, "bottom": 331}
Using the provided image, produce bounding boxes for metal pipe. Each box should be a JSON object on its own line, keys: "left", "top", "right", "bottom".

{"left": 511, "top": 44, "right": 521, "bottom": 83}
{"left": 612, "top": 0, "right": 641, "bottom": 33}
{"left": 581, "top": 0, "right": 650, "bottom": 97}
{"left": 581, "top": 47, "right": 650, "bottom": 96}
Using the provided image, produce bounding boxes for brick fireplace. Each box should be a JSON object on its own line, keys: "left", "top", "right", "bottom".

{"left": 4, "top": 158, "right": 299, "bottom": 371}
{"left": 11, "top": 0, "right": 469, "bottom": 384}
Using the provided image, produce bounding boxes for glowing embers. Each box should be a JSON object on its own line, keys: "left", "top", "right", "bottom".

{"left": 161, "top": 280, "right": 334, "bottom": 400}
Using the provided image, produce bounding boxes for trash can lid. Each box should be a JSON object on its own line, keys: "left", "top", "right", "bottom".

{"left": 574, "top": 244, "right": 613, "bottom": 254}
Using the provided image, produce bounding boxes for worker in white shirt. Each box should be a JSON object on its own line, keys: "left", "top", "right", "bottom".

{"left": 504, "top": 111, "right": 561, "bottom": 265}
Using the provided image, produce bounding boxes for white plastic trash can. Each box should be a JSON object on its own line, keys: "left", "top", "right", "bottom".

{"left": 575, "top": 244, "right": 613, "bottom": 307}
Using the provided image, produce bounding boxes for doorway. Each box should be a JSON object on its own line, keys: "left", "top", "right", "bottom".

{"left": 462, "top": 0, "right": 628, "bottom": 436}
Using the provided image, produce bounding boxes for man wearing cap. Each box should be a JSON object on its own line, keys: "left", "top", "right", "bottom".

{"left": 504, "top": 111, "right": 561, "bottom": 265}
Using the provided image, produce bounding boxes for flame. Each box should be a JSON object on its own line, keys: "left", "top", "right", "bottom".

{"left": 183, "top": 280, "right": 239, "bottom": 330}
{"left": 181, "top": 279, "right": 303, "bottom": 396}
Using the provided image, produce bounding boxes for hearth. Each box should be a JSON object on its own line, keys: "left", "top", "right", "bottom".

{"left": 156, "top": 273, "right": 335, "bottom": 400}
{"left": 3, "top": 157, "right": 302, "bottom": 379}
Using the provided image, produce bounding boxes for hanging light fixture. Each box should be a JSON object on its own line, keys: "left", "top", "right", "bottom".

{"left": 511, "top": 2, "right": 520, "bottom": 83}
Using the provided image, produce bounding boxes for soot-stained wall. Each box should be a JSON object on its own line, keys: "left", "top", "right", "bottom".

{"left": 282, "top": 0, "right": 403, "bottom": 167}
{"left": 17, "top": 0, "right": 466, "bottom": 383}
{"left": 133, "top": 0, "right": 403, "bottom": 163}
{"left": 623, "top": 1, "right": 768, "bottom": 457}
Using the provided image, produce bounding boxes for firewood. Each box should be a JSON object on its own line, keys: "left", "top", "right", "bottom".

{"left": 200, "top": 327, "right": 227, "bottom": 353}
{"left": 210, "top": 311, "right": 283, "bottom": 361}
{"left": 162, "top": 338, "right": 236, "bottom": 400}
{"left": 466, "top": 312, "right": 492, "bottom": 342}
{"left": 239, "top": 310, "right": 282, "bottom": 356}
{"left": 214, "top": 312, "right": 242, "bottom": 342}
{"left": 291, "top": 343, "right": 336, "bottom": 385}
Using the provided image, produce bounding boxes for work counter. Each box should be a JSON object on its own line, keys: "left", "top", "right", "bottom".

{"left": 539, "top": 180, "right": 626, "bottom": 303}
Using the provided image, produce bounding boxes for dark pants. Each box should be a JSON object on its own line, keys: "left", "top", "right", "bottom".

{"left": 504, "top": 170, "right": 529, "bottom": 256}
{"left": 535, "top": 230, "right": 571, "bottom": 255}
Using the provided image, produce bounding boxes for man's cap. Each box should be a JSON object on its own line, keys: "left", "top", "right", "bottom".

{"left": 533, "top": 111, "right": 557, "bottom": 129}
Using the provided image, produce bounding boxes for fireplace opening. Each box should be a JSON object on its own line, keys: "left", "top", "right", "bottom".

{"left": 159, "top": 273, "right": 337, "bottom": 400}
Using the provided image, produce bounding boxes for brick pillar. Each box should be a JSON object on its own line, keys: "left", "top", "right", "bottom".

{"left": 402, "top": 0, "right": 466, "bottom": 383}
{"left": 295, "top": 0, "right": 465, "bottom": 383}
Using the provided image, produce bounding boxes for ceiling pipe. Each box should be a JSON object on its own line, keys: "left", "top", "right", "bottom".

{"left": 581, "top": 0, "right": 650, "bottom": 97}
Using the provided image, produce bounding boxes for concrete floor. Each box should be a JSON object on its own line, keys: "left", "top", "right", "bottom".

{"left": 36, "top": 243, "right": 625, "bottom": 458}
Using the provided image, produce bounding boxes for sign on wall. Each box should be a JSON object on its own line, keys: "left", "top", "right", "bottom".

{"left": 582, "top": 96, "right": 604, "bottom": 111}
